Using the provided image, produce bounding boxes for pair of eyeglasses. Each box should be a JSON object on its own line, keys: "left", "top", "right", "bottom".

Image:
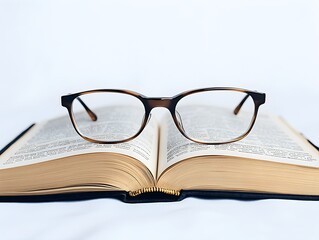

{"left": 61, "top": 87, "right": 265, "bottom": 145}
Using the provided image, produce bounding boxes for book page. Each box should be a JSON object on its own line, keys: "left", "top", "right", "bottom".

{"left": 0, "top": 107, "right": 159, "bottom": 178}
{"left": 158, "top": 108, "right": 319, "bottom": 177}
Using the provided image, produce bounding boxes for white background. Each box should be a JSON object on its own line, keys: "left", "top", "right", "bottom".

{"left": 0, "top": 0, "right": 319, "bottom": 239}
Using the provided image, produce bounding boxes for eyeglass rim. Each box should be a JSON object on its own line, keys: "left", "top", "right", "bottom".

{"left": 61, "top": 87, "right": 266, "bottom": 144}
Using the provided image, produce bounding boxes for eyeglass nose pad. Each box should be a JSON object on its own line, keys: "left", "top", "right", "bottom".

{"left": 146, "top": 113, "right": 152, "bottom": 125}
{"left": 175, "top": 111, "right": 185, "bottom": 132}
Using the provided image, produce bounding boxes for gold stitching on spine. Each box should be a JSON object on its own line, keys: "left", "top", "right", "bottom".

{"left": 128, "top": 187, "right": 181, "bottom": 197}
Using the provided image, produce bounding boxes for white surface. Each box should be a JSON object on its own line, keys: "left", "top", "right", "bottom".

{"left": 0, "top": 0, "right": 319, "bottom": 239}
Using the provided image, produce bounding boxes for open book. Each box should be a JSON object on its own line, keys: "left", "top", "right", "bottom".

{"left": 1, "top": 107, "right": 319, "bottom": 202}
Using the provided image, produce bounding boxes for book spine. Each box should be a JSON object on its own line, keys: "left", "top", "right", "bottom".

{"left": 128, "top": 187, "right": 181, "bottom": 197}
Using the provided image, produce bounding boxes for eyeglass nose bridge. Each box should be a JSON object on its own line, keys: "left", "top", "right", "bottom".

{"left": 145, "top": 97, "right": 176, "bottom": 112}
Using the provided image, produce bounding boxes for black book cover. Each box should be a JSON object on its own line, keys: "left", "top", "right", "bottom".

{"left": 1, "top": 124, "right": 319, "bottom": 203}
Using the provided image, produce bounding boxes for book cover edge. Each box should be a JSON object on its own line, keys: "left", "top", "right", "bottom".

{"left": 0, "top": 124, "right": 35, "bottom": 155}
{"left": 2, "top": 190, "right": 319, "bottom": 203}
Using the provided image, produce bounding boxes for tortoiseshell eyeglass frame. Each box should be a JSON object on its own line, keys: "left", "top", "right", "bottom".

{"left": 61, "top": 87, "right": 266, "bottom": 145}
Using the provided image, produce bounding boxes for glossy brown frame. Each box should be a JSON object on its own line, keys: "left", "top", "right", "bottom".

{"left": 61, "top": 87, "right": 266, "bottom": 145}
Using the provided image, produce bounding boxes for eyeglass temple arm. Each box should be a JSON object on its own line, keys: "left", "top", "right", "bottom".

{"left": 75, "top": 97, "right": 98, "bottom": 121}
{"left": 233, "top": 94, "right": 249, "bottom": 115}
